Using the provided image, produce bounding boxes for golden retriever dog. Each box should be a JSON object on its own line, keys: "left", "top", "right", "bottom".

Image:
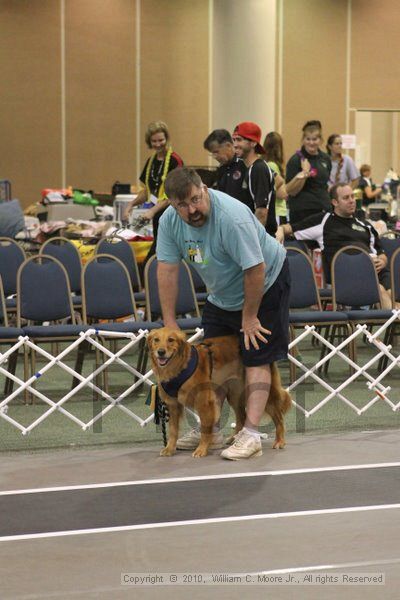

{"left": 147, "top": 327, "right": 291, "bottom": 458}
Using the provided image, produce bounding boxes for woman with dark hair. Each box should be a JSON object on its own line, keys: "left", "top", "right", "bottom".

{"left": 127, "top": 120, "right": 183, "bottom": 258}
{"left": 263, "top": 131, "right": 288, "bottom": 224}
{"left": 326, "top": 133, "right": 359, "bottom": 189}
{"left": 358, "top": 164, "right": 382, "bottom": 207}
{"left": 285, "top": 120, "right": 331, "bottom": 225}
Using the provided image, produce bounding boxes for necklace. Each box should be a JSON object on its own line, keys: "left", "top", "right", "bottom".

{"left": 145, "top": 147, "right": 173, "bottom": 202}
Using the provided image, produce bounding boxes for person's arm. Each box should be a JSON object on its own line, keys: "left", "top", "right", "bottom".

{"left": 364, "top": 184, "right": 382, "bottom": 200}
{"left": 251, "top": 162, "right": 274, "bottom": 227}
{"left": 276, "top": 223, "right": 293, "bottom": 243}
{"left": 275, "top": 173, "right": 287, "bottom": 200}
{"left": 142, "top": 199, "right": 169, "bottom": 221}
{"left": 127, "top": 188, "right": 147, "bottom": 215}
{"left": 255, "top": 207, "right": 268, "bottom": 226}
{"left": 157, "top": 261, "right": 180, "bottom": 329}
{"left": 241, "top": 262, "right": 271, "bottom": 350}
{"left": 285, "top": 158, "right": 312, "bottom": 196}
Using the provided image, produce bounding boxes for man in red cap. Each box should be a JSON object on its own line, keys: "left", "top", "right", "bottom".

{"left": 232, "top": 121, "right": 277, "bottom": 237}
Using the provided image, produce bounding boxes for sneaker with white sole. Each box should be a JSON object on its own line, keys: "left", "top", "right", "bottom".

{"left": 176, "top": 428, "right": 224, "bottom": 450}
{"left": 220, "top": 429, "right": 262, "bottom": 460}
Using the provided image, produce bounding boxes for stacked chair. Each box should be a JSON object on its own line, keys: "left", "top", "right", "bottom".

{"left": 143, "top": 255, "right": 202, "bottom": 331}
{"left": 286, "top": 248, "right": 349, "bottom": 382}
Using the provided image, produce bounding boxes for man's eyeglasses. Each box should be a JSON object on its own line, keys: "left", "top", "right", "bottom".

{"left": 172, "top": 188, "right": 203, "bottom": 211}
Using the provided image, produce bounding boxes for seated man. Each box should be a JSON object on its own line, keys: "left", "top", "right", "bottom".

{"left": 276, "top": 183, "right": 397, "bottom": 309}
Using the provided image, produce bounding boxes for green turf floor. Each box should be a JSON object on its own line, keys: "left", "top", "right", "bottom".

{"left": 1, "top": 337, "right": 399, "bottom": 453}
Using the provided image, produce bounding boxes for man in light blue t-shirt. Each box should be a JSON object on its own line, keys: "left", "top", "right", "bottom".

{"left": 156, "top": 167, "right": 290, "bottom": 460}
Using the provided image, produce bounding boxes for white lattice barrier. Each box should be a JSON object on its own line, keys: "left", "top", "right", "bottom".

{"left": 0, "top": 312, "right": 399, "bottom": 435}
{"left": 0, "top": 327, "right": 203, "bottom": 435}
{"left": 288, "top": 309, "right": 400, "bottom": 417}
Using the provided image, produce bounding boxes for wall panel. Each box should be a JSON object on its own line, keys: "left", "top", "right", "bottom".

{"left": 0, "top": 0, "right": 61, "bottom": 206}
{"left": 351, "top": 0, "right": 400, "bottom": 110}
{"left": 140, "top": 0, "right": 209, "bottom": 171}
{"left": 65, "top": 0, "right": 136, "bottom": 192}
{"left": 212, "top": 0, "right": 276, "bottom": 139}
{"left": 281, "top": 0, "right": 348, "bottom": 158}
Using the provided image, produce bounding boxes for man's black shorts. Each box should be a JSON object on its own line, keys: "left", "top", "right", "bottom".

{"left": 201, "top": 259, "right": 290, "bottom": 367}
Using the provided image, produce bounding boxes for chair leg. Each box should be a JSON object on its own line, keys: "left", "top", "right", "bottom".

{"left": 4, "top": 346, "right": 18, "bottom": 395}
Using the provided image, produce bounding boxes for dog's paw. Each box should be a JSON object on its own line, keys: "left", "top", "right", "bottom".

{"left": 192, "top": 446, "right": 208, "bottom": 458}
{"left": 272, "top": 439, "right": 286, "bottom": 449}
{"left": 159, "top": 446, "right": 176, "bottom": 457}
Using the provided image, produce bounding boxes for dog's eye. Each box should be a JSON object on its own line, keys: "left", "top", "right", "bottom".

{"left": 152, "top": 337, "right": 160, "bottom": 343}
{"left": 167, "top": 337, "right": 175, "bottom": 343}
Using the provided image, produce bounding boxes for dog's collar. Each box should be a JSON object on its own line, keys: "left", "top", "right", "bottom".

{"left": 160, "top": 346, "right": 199, "bottom": 398}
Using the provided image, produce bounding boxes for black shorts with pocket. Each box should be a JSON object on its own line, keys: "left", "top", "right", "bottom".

{"left": 201, "top": 259, "right": 290, "bottom": 367}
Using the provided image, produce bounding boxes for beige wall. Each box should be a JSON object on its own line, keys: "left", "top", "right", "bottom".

{"left": 141, "top": 0, "right": 209, "bottom": 171}
{"left": 280, "top": 0, "right": 348, "bottom": 159}
{"left": 212, "top": 0, "right": 276, "bottom": 140}
{"left": 65, "top": 0, "right": 137, "bottom": 192}
{"left": 351, "top": 0, "right": 400, "bottom": 110}
{"left": 2, "top": 0, "right": 400, "bottom": 208}
{"left": 0, "top": 0, "right": 62, "bottom": 206}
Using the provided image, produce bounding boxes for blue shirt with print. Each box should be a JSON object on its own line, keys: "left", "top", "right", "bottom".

{"left": 156, "top": 188, "right": 286, "bottom": 311}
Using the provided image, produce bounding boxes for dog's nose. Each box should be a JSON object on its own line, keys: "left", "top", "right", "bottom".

{"left": 157, "top": 349, "right": 166, "bottom": 357}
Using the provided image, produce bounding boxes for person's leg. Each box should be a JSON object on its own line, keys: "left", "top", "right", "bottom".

{"left": 244, "top": 364, "right": 271, "bottom": 430}
{"left": 221, "top": 259, "right": 290, "bottom": 460}
{"left": 176, "top": 300, "right": 237, "bottom": 450}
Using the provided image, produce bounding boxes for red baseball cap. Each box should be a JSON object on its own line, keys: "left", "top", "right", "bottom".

{"left": 233, "top": 122, "right": 265, "bottom": 154}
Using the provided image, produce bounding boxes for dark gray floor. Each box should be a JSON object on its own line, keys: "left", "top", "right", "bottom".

{"left": 1, "top": 466, "right": 399, "bottom": 538}
{"left": 0, "top": 430, "right": 399, "bottom": 600}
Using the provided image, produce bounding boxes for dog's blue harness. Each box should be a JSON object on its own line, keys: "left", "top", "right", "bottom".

{"left": 160, "top": 346, "right": 199, "bottom": 398}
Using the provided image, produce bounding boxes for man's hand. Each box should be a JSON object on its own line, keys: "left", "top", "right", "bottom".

{"left": 276, "top": 226, "right": 285, "bottom": 244}
{"left": 241, "top": 317, "right": 271, "bottom": 351}
{"left": 371, "top": 254, "right": 387, "bottom": 273}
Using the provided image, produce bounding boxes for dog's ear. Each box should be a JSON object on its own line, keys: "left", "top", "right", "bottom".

{"left": 147, "top": 330, "right": 157, "bottom": 348}
{"left": 176, "top": 329, "right": 188, "bottom": 353}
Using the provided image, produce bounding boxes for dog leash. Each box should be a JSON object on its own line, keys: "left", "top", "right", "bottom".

{"left": 147, "top": 385, "right": 169, "bottom": 447}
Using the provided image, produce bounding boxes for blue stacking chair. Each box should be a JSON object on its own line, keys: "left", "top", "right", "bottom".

{"left": 379, "top": 246, "right": 400, "bottom": 371}
{"left": 331, "top": 245, "right": 394, "bottom": 366}
{"left": 390, "top": 246, "right": 400, "bottom": 307}
{"left": 40, "top": 237, "right": 82, "bottom": 308}
{"left": 0, "top": 237, "right": 26, "bottom": 314}
{"left": 80, "top": 254, "right": 161, "bottom": 388}
{"left": 16, "top": 255, "right": 88, "bottom": 401}
{"left": 379, "top": 234, "right": 400, "bottom": 264}
{"left": 287, "top": 248, "right": 350, "bottom": 381}
{"left": 143, "top": 255, "right": 202, "bottom": 331}
{"left": 0, "top": 274, "right": 25, "bottom": 396}
{"left": 96, "top": 236, "right": 145, "bottom": 306}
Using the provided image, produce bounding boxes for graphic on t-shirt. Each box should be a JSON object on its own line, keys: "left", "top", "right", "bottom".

{"left": 186, "top": 241, "right": 207, "bottom": 264}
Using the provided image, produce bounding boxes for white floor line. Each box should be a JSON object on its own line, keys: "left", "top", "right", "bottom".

{"left": 0, "top": 461, "right": 399, "bottom": 496}
{"left": 247, "top": 556, "right": 400, "bottom": 576}
{"left": 1, "top": 503, "right": 400, "bottom": 542}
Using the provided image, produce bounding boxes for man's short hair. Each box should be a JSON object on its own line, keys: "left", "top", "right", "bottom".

{"left": 203, "top": 129, "right": 233, "bottom": 151}
{"left": 165, "top": 167, "right": 202, "bottom": 201}
{"left": 330, "top": 182, "right": 349, "bottom": 201}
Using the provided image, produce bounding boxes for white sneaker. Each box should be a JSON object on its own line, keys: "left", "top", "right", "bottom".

{"left": 176, "top": 428, "right": 224, "bottom": 450}
{"left": 220, "top": 429, "right": 262, "bottom": 460}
